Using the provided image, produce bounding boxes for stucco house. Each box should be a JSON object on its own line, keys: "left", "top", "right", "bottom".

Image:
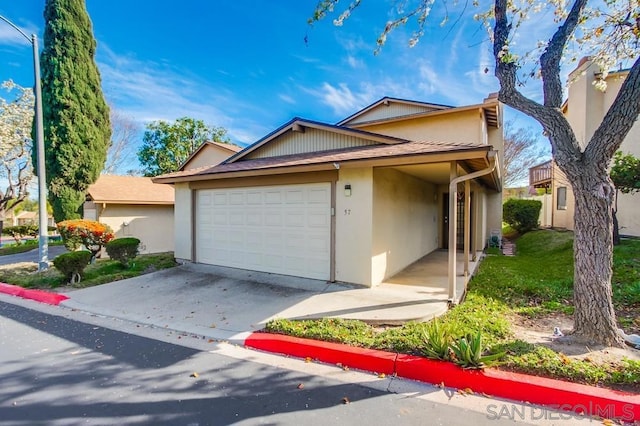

{"left": 84, "top": 175, "right": 175, "bottom": 254}
{"left": 529, "top": 58, "right": 640, "bottom": 237}
{"left": 180, "top": 141, "right": 242, "bottom": 171}
{"left": 154, "top": 95, "right": 504, "bottom": 300}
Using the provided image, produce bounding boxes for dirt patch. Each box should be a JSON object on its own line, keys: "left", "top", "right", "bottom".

{"left": 511, "top": 313, "right": 640, "bottom": 363}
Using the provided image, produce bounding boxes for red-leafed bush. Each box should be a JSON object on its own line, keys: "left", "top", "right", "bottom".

{"left": 57, "top": 219, "right": 114, "bottom": 261}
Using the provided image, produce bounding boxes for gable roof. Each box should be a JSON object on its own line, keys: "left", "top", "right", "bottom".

{"left": 339, "top": 95, "right": 501, "bottom": 129}
{"left": 153, "top": 140, "right": 496, "bottom": 188}
{"left": 338, "top": 97, "right": 454, "bottom": 126}
{"left": 223, "top": 118, "right": 410, "bottom": 164}
{"left": 87, "top": 175, "right": 174, "bottom": 205}
{"left": 179, "top": 141, "right": 242, "bottom": 171}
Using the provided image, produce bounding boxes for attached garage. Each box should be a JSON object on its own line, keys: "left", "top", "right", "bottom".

{"left": 195, "top": 183, "right": 332, "bottom": 280}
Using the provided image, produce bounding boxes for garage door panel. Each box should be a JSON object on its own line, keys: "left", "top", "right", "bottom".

{"left": 196, "top": 183, "right": 331, "bottom": 280}
{"left": 285, "top": 189, "right": 304, "bottom": 204}
{"left": 264, "top": 191, "right": 282, "bottom": 204}
{"left": 264, "top": 212, "right": 282, "bottom": 227}
{"left": 212, "top": 193, "right": 227, "bottom": 205}
{"left": 308, "top": 188, "right": 330, "bottom": 203}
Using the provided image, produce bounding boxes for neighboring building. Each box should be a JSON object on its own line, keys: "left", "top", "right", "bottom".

{"left": 9, "top": 210, "right": 56, "bottom": 227}
{"left": 530, "top": 58, "right": 640, "bottom": 237}
{"left": 154, "top": 95, "right": 504, "bottom": 293}
{"left": 84, "top": 175, "right": 175, "bottom": 254}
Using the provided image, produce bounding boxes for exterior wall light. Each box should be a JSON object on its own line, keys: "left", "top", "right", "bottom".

{"left": 344, "top": 184, "right": 352, "bottom": 197}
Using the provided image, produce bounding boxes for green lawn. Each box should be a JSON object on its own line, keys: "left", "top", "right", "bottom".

{"left": 0, "top": 252, "right": 177, "bottom": 289}
{"left": 0, "top": 239, "right": 65, "bottom": 256}
{"left": 266, "top": 230, "right": 640, "bottom": 391}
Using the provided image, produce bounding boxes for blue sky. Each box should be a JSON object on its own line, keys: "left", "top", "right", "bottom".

{"left": 1, "top": 1, "right": 549, "bottom": 161}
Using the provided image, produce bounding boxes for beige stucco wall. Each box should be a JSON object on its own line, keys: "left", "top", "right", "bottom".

{"left": 95, "top": 204, "right": 174, "bottom": 254}
{"left": 174, "top": 183, "right": 193, "bottom": 260}
{"left": 371, "top": 168, "right": 438, "bottom": 285}
{"left": 551, "top": 164, "right": 575, "bottom": 230}
{"left": 559, "top": 62, "right": 639, "bottom": 236}
{"left": 356, "top": 109, "right": 484, "bottom": 145}
{"left": 334, "top": 167, "right": 373, "bottom": 286}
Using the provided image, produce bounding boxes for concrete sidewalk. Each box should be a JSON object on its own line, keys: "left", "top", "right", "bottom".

{"left": 60, "top": 263, "right": 451, "bottom": 343}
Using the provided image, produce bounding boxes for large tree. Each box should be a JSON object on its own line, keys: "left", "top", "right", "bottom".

{"left": 312, "top": 0, "right": 639, "bottom": 346}
{"left": 39, "top": 0, "right": 111, "bottom": 222}
{"left": 503, "top": 121, "right": 549, "bottom": 188}
{"left": 0, "top": 80, "right": 34, "bottom": 236}
{"left": 138, "top": 117, "right": 232, "bottom": 177}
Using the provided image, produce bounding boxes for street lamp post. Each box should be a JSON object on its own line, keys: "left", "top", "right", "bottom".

{"left": 0, "top": 15, "right": 49, "bottom": 271}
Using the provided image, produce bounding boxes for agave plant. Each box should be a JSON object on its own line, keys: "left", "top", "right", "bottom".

{"left": 450, "top": 330, "right": 505, "bottom": 369}
{"left": 422, "top": 319, "right": 452, "bottom": 361}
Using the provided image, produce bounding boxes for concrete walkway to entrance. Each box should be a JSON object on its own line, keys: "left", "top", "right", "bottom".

{"left": 56, "top": 250, "right": 483, "bottom": 343}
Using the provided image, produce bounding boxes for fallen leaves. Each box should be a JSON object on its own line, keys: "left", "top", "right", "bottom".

{"left": 190, "top": 372, "right": 199, "bottom": 378}
{"left": 297, "top": 383, "right": 305, "bottom": 389}
{"left": 341, "top": 397, "right": 350, "bottom": 404}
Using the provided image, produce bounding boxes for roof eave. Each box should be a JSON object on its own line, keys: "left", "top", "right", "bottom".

{"left": 153, "top": 146, "right": 491, "bottom": 184}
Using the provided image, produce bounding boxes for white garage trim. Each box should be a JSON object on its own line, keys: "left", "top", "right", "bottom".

{"left": 196, "top": 183, "right": 332, "bottom": 281}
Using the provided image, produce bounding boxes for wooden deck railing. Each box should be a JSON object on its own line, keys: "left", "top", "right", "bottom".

{"left": 529, "top": 160, "right": 552, "bottom": 187}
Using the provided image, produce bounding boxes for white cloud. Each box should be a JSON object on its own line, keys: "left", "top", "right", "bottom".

{"left": 346, "top": 55, "right": 364, "bottom": 69}
{"left": 278, "top": 94, "right": 296, "bottom": 104}
{"left": 0, "top": 20, "right": 38, "bottom": 45}
{"left": 95, "top": 44, "right": 265, "bottom": 145}
{"left": 315, "top": 82, "right": 370, "bottom": 115}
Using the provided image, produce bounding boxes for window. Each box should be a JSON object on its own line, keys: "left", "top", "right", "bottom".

{"left": 557, "top": 187, "right": 567, "bottom": 210}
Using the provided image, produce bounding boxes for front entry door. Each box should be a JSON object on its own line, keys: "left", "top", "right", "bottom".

{"left": 442, "top": 193, "right": 472, "bottom": 250}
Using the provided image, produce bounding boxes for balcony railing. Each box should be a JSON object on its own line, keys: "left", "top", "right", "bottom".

{"left": 529, "top": 160, "right": 552, "bottom": 188}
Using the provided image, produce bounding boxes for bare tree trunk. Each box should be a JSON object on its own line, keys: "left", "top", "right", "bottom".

{"left": 571, "top": 173, "right": 624, "bottom": 346}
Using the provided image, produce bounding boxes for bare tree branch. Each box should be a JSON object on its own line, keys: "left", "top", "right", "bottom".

{"left": 539, "top": 0, "right": 589, "bottom": 108}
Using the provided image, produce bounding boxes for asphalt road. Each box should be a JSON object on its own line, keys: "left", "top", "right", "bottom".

{"left": 0, "top": 245, "right": 67, "bottom": 266}
{"left": 0, "top": 298, "right": 572, "bottom": 426}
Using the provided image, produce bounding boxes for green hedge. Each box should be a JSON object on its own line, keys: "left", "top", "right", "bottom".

{"left": 53, "top": 251, "right": 92, "bottom": 284}
{"left": 105, "top": 237, "right": 140, "bottom": 268}
{"left": 503, "top": 199, "right": 542, "bottom": 234}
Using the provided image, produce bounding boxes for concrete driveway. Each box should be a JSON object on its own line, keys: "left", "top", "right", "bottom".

{"left": 61, "top": 263, "right": 448, "bottom": 343}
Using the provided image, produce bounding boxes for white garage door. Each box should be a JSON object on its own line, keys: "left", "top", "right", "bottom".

{"left": 196, "top": 183, "right": 331, "bottom": 280}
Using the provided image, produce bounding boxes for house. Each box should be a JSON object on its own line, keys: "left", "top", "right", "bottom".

{"left": 9, "top": 210, "right": 56, "bottom": 228}
{"left": 529, "top": 58, "right": 640, "bottom": 237}
{"left": 83, "top": 175, "right": 175, "bottom": 254}
{"left": 154, "top": 95, "right": 504, "bottom": 300}
{"left": 180, "top": 141, "right": 242, "bottom": 171}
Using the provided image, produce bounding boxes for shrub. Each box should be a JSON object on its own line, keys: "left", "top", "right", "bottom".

{"left": 503, "top": 199, "right": 542, "bottom": 234}
{"left": 106, "top": 237, "right": 140, "bottom": 268}
{"left": 57, "top": 220, "right": 114, "bottom": 260}
{"left": 52, "top": 251, "right": 92, "bottom": 284}
{"left": 2, "top": 225, "right": 39, "bottom": 245}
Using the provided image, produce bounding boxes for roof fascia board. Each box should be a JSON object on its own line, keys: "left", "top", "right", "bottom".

{"left": 224, "top": 118, "right": 409, "bottom": 164}
{"left": 337, "top": 97, "right": 453, "bottom": 126}
{"left": 154, "top": 148, "right": 489, "bottom": 184}
{"left": 344, "top": 102, "right": 499, "bottom": 128}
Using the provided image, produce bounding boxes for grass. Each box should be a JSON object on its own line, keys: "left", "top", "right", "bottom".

{"left": 0, "top": 252, "right": 177, "bottom": 289}
{"left": 266, "top": 230, "right": 640, "bottom": 391}
{"left": 0, "top": 239, "right": 65, "bottom": 256}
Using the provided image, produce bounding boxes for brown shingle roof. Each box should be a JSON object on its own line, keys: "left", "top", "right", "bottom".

{"left": 154, "top": 140, "right": 488, "bottom": 183}
{"left": 87, "top": 175, "right": 174, "bottom": 204}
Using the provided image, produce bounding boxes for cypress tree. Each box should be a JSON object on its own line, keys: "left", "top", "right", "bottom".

{"left": 38, "top": 0, "right": 111, "bottom": 221}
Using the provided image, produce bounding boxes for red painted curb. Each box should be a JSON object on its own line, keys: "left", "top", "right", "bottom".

{"left": 245, "top": 333, "right": 396, "bottom": 375}
{"left": 246, "top": 333, "right": 639, "bottom": 422}
{"left": 395, "top": 354, "right": 639, "bottom": 422}
{"left": 0, "top": 283, "right": 69, "bottom": 306}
